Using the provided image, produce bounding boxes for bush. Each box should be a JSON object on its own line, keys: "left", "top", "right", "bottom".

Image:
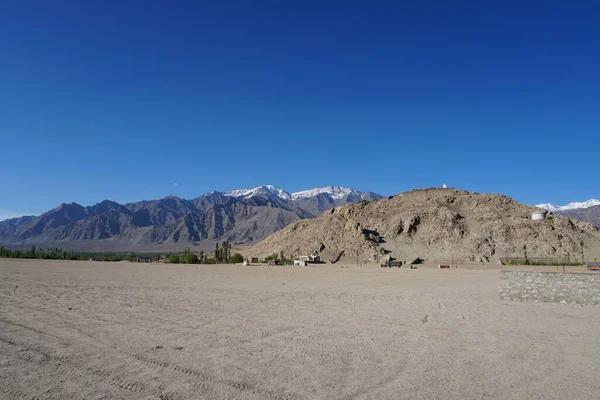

{"left": 231, "top": 253, "right": 244, "bottom": 263}
{"left": 168, "top": 255, "right": 180, "bottom": 264}
{"left": 185, "top": 253, "right": 199, "bottom": 264}
{"left": 501, "top": 257, "right": 581, "bottom": 267}
{"left": 204, "top": 258, "right": 217, "bottom": 264}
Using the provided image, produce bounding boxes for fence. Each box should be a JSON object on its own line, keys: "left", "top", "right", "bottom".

{"left": 500, "top": 257, "right": 595, "bottom": 267}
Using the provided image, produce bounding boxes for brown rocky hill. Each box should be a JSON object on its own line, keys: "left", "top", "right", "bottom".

{"left": 245, "top": 188, "right": 600, "bottom": 263}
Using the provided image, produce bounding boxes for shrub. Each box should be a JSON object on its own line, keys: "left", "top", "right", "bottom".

{"left": 231, "top": 253, "right": 244, "bottom": 263}
{"left": 168, "top": 255, "right": 180, "bottom": 264}
{"left": 185, "top": 253, "right": 199, "bottom": 264}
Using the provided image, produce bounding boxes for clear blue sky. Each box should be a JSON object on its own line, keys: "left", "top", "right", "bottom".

{"left": 1, "top": 1, "right": 598, "bottom": 220}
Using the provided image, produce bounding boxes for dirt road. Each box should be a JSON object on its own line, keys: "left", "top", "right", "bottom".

{"left": 1, "top": 259, "right": 598, "bottom": 399}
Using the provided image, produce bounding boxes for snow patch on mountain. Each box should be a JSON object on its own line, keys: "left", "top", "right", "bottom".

{"left": 536, "top": 199, "right": 600, "bottom": 212}
{"left": 536, "top": 203, "right": 561, "bottom": 212}
{"left": 224, "top": 185, "right": 379, "bottom": 202}
{"left": 225, "top": 185, "right": 292, "bottom": 200}
{"left": 292, "top": 186, "right": 358, "bottom": 200}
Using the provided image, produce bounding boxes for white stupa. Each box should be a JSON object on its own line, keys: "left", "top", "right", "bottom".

{"left": 442, "top": 183, "right": 447, "bottom": 189}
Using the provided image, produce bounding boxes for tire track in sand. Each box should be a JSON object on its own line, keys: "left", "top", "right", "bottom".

{"left": 0, "top": 333, "right": 152, "bottom": 397}
{"left": 130, "top": 353, "right": 300, "bottom": 400}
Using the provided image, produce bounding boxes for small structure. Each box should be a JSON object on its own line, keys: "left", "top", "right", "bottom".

{"left": 243, "top": 260, "right": 250, "bottom": 266}
{"left": 294, "top": 260, "right": 307, "bottom": 266}
{"left": 136, "top": 256, "right": 152, "bottom": 263}
{"left": 298, "top": 255, "right": 321, "bottom": 264}
{"left": 267, "top": 260, "right": 279, "bottom": 266}
{"left": 251, "top": 257, "right": 259, "bottom": 264}
{"left": 532, "top": 210, "right": 548, "bottom": 220}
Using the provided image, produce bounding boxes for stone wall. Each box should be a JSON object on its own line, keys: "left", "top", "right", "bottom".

{"left": 500, "top": 271, "right": 600, "bottom": 305}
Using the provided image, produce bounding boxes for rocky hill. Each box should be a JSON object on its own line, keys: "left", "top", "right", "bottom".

{"left": 246, "top": 188, "right": 600, "bottom": 263}
{"left": 0, "top": 185, "right": 381, "bottom": 250}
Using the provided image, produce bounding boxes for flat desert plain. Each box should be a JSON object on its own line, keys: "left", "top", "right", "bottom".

{"left": 1, "top": 259, "right": 599, "bottom": 399}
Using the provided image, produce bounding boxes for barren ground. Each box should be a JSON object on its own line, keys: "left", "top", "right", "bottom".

{"left": 1, "top": 259, "right": 598, "bottom": 399}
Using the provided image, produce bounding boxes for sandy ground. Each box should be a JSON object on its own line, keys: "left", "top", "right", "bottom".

{"left": 1, "top": 259, "right": 599, "bottom": 400}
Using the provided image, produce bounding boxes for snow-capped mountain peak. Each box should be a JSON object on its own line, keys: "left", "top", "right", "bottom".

{"left": 223, "top": 185, "right": 380, "bottom": 202}
{"left": 536, "top": 199, "right": 600, "bottom": 212}
{"left": 292, "top": 186, "right": 358, "bottom": 200}
{"left": 536, "top": 203, "right": 561, "bottom": 212}
{"left": 225, "top": 185, "right": 292, "bottom": 200}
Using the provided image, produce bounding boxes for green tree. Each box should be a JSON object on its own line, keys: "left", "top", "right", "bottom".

{"left": 185, "top": 253, "right": 199, "bottom": 264}
{"left": 265, "top": 253, "right": 278, "bottom": 262}
{"left": 168, "top": 254, "right": 180, "bottom": 264}
{"left": 199, "top": 250, "right": 204, "bottom": 263}
{"left": 231, "top": 253, "right": 244, "bottom": 263}
{"left": 219, "top": 241, "right": 230, "bottom": 263}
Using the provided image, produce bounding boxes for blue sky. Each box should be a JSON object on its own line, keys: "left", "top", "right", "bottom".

{"left": 1, "top": 1, "right": 598, "bottom": 220}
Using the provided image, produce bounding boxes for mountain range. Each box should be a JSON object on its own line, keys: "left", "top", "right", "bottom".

{"left": 0, "top": 185, "right": 382, "bottom": 250}
{"left": 536, "top": 199, "right": 600, "bottom": 212}
{"left": 536, "top": 199, "right": 600, "bottom": 227}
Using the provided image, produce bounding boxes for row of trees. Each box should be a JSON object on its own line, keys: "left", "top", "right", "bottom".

{"left": 166, "top": 243, "right": 244, "bottom": 264}
{"left": 216, "top": 241, "right": 232, "bottom": 263}
{"left": 0, "top": 242, "right": 276, "bottom": 266}
{"left": 264, "top": 250, "right": 294, "bottom": 265}
{"left": 0, "top": 246, "right": 137, "bottom": 262}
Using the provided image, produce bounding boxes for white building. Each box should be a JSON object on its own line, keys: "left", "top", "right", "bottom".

{"left": 298, "top": 255, "right": 321, "bottom": 263}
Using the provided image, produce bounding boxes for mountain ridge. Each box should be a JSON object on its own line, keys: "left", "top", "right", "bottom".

{"left": 536, "top": 199, "right": 600, "bottom": 212}
{"left": 0, "top": 185, "right": 382, "bottom": 249}
{"left": 553, "top": 205, "right": 600, "bottom": 228}
{"left": 536, "top": 199, "right": 600, "bottom": 227}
